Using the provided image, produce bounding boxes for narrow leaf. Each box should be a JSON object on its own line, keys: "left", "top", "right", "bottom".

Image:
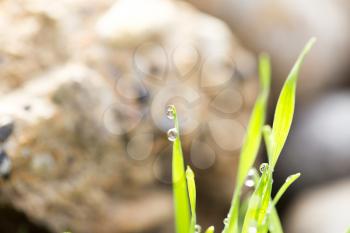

{"left": 186, "top": 166, "right": 197, "bottom": 233}
{"left": 223, "top": 54, "right": 270, "bottom": 233}
{"left": 259, "top": 53, "right": 271, "bottom": 91}
{"left": 205, "top": 226, "right": 215, "bottom": 233}
{"left": 236, "top": 54, "right": 271, "bottom": 187}
{"left": 273, "top": 173, "right": 301, "bottom": 205}
{"left": 241, "top": 168, "right": 271, "bottom": 233}
{"left": 257, "top": 175, "right": 273, "bottom": 227}
{"left": 170, "top": 106, "right": 191, "bottom": 233}
{"left": 269, "top": 205, "right": 284, "bottom": 233}
{"left": 262, "top": 125, "right": 274, "bottom": 162}
{"left": 270, "top": 38, "right": 316, "bottom": 168}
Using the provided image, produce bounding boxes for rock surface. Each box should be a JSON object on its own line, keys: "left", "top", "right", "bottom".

{"left": 92, "top": 0, "right": 259, "bottom": 216}
{"left": 285, "top": 179, "right": 350, "bottom": 233}
{"left": 0, "top": 0, "right": 258, "bottom": 232}
{"left": 0, "top": 0, "right": 68, "bottom": 94}
{"left": 186, "top": 0, "right": 350, "bottom": 98}
{"left": 0, "top": 64, "right": 173, "bottom": 233}
{"left": 277, "top": 92, "right": 350, "bottom": 191}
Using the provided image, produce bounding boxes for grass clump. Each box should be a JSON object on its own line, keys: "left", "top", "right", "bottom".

{"left": 167, "top": 38, "right": 316, "bottom": 233}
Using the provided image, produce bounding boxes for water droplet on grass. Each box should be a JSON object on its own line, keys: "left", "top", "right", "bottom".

{"left": 166, "top": 105, "right": 175, "bottom": 120}
{"left": 286, "top": 174, "right": 297, "bottom": 182}
{"left": 245, "top": 168, "right": 256, "bottom": 187}
{"left": 245, "top": 179, "right": 255, "bottom": 187}
{"left": 248, "top": 226, "right": 257, "bottom": 233}
{"left": 248, "top": 168, "right": 255, "bottom": 176}
{"left": 167, "top": 128, "right": 178, "bottom": 141}
{"left": 259, "top": 163, "right": 268, "bottom": 173}
{"left": 195, "top": 224, "right": 201, "bottom": 233}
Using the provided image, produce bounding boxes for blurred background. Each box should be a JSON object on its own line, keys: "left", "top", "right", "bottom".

{"left": 0, "top": 0, "right": 349, "bottom": 232}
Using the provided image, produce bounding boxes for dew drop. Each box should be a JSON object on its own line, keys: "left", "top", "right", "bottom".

{"left": 166, "top": 105, "right": 175, "bottom": 120}
{"left": 167, "top": 128, "right": 178, "bottom": 141}
{"left": 195, "top": 224, "right": 201, "bottom": 233}
{"left": 259, "top": 163, "right": 268, "bottom": 173}
{"left": 223, "top": 217, "right": 229, "bottom": 225}
{"left": 248, "top": 168, "right": 256, "bottom": 177}
{"left": 248, "top": 226, "right": 257, "bottom": 233}
{"left": 286, "top": 174, "right": 296, "bottom": 182}
{"left": 245, "top": 168, "right": 256, "bottom": 187}
{"left": 245, "top": 179, "right": 255, "bottom": 188}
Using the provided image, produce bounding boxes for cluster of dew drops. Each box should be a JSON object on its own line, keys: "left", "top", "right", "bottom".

{"left": 166, "top": 106, "right": 201, "bottom": 233}
{"left": 245, "top": 163, "right": 269, "bottom": 188}
{"left": 166, "top": 105, "right": 178, "bottom": 142}
{"left": 223, "top": 215, "right": 257, "bottom": 233}
{"left": 166, "top": 105, "right": 268, "bottom": 233}
{"left": 222, "top": 163, "right": 269, "bottom": 232}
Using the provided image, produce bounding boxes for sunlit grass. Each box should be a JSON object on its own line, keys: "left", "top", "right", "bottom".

{"left": 167, "top": 38, "right": 316, "bottom": 233}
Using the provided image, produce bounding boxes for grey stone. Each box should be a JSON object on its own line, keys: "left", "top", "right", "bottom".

{"left": 286, "top": 179, "right": 350, "bottom": 233}
{"left": 0, "top": 116, "right": 14, "bottom": 143}
{"left": 0, "top": 0, "right": 260, "bottom": 232}
{"left": 186, "top": 0, "right": 350, "bottom": 98}
{"left": 278, "top": 92, "right": 350, "bottom": 189}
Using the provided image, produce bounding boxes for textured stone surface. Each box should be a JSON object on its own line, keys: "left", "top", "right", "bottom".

{"left": 285, "top": 179, "right": 350, "bottom": 233}
{"left": 0, "top": 0, "right": 68, "bottom": 94}
{"left": 0, "top": 64, "right": 173, "bottom": 232}
{"left": 92, "top": 0, "right": 259, "bottom": 211}
{"left": 186, "top": 0, "right": 350, "bottom": 98}
{"left": 0, "top": 0, "right": 258, "bottom": 232}
{"left": 277, "top": 92, "right": 350, "bottom": 191}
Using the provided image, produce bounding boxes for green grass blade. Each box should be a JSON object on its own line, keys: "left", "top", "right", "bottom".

{"left": 186, "top": 166, "right": 197, "bottom": 233}
{"left": 273, "top": 173, "right": 301, "bottom": 205}
{"left": 257, "top": 176, "right": 273, "bottom": 228}
{"left": 259, "top": 38, "right": 315, "bottom": 233}
{"left": 205, "top": 226, "right": 215, "bottom": 233}
{"left": 169, "top": 106, "right": 191, "bottom": 233}
{"left": 241, "top": 167, "right": 270, "bottom": 233}
{"left": 259, "top": 53, "right": 271, "bottom": 92}
{"left": 269, "top": 206, "right": 283, "bottom": 233}
{"left": 237, "top": 54, "right": 271, "bottom": 187}
{"left": 270, "top": 38, "right": 316, "bottom": 168}
{"left": 262, "top": 125, "right": 274, "bottom": 163}
{"left": 238, "top": 194, "right": 251, "bottom": 232}
{"left": 242, "top": 169, "right": 278, "bottom": 233}
{"left": 223, "top": 54, "right": 271, "bottom": 233}
{"left": 256, "top": 202, "right": 284, "bottom": 233}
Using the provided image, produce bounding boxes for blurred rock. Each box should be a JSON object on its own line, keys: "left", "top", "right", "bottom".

{"left": 0, "top": 0, "right": 68, "bottom": 94}
{"left": 0, "top": 0, "right": 115, "bottom": 95}
{"left": 186, "top": 0, "right": 350, "bottom": 98}
{"left": 0, "top": 64, "right": 172, "bottom": 233}
{"left": 285, "top": 179, "right": 350, "bottom": 233}
{"left": 0, "top": 115, "right": 14, "bottom": 143}
{"left": 96, "top": 0, "right": 176, "bottom": 47}
{"left": 277, "top": 92, "right": 350, "bottom": 190}
{"left": 93, "top": 0, "right": 259, "bottom": 215}
{"left": 0, "top": 0, "right": 260, "bottom": 232}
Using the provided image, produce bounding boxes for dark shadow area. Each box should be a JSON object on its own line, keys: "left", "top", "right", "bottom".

{"left": 0, "top": 206, "right": 51, "bottom": 233}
